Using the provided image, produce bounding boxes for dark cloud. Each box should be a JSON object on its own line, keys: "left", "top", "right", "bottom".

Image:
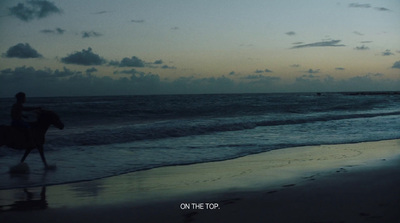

{"left": 110, "top": 56, "right": 154, "bottom": 68}
{"left": 4, "top": 43, "right": 42, "bottom": 58}
{"left": 392, "top": 61, "right": 400, "bottom": 69}
{"left": 1, "top": 66, "right": 399, "bottom": 97}
{"left": 0, "top": 66, "right": 77, "bottom": 80}
{"left": 119, "top": 56, "right": 145, "bottom": 67}
{"left": 360, "top": 41, "right": 372, "bottom": 44}
{"left": 307, "top": 69, "right": 320, "bottom": 74}
{"left": 335, "top": 67, "right": 345, "bottom": 71}
{"left": 366, "top": 73, "right": 384, "bottom": 78}
{"left": 301, "top": 74, "right": 318, "bottom": 79}
{"left": 229, "top": 71, "right": 235, "bottom": 75}
{"left": 382, "top": 50, "right": 394, "bottom": 56}
{"left": 0, "top": 66, "right": 161, "bottom": 96}
{"left": 9, "top": 0, "right": 62, "bottom": 22}
{"left": 291, "top": 40, "right": 345, "bottom": 49}
{"left": 86, "top": 67, "right": 98, "bottom": 74}
{"left": 40, "top": 27, "right": 65, "bottom": 34}
{"left": 53, "top": 67, "right": 79, "bottom": 77}
{"left": 353, "top": 31, "right": 364, "bottom": 36}
{"left": 354, "top": 45, "right": 369, "bottom": 50}
{"left": 290, "top": 64, "right": 301, "bottom": 68}
{"left": 349, "top": 3, "right": 371, "bottom": 8}
{"left": 161, "top": 65, "right": 176, "bottom": 69}
{"left": 171, "top": 27, "right": 179, "bottom": 30}
{"left": 108, "top": 60, "right": 120, "bottom": 66}
{"left": 93, "top": 11, "right": 109, "bottom": 15}
{"left": 131, "top": 19, "right": 145, "bottom": 23}
{"left": 255, "top": 69, "right": 273, "bottom": 73}
{"left": 61, "top": 47, "right": 106, "bottom": 66}
{"left": 82, "top": 31, "right": 102, "bottom": 38}
{"left": 243, "top": 74, "right": 279, "bottom": 81}
{"left": 375, "top": 7, "right": 390, "bottom": 11}
{"left": 113, "top": 69, "right": 139, "bottom": 75}
{"left": 348, "top": 3, "right": 390, "bottom": 12}
{"left": 285, "top": 31, "right": 296, "bottom": 36}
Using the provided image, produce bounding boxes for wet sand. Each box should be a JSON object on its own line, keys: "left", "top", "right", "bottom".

{"left": 1, "top": 139, "right": 399, "bottom": 222}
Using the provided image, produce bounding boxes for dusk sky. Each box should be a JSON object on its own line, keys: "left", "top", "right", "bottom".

{"left": 0, "top": 0, "right": 399, "bottom": 97}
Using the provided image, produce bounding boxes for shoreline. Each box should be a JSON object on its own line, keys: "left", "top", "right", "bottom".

{"left": 1, "top": 138, "right": 398, "bottom": 191}
{"left": 1, "top": 139, "right": 400, "bottom": 222}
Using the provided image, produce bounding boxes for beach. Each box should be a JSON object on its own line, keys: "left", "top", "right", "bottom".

{"left": 1, "top": 139, "right": 399, "bottom": 222}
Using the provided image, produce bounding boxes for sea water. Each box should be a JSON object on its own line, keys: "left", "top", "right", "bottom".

{"left": 0, "top": 93, "right": 399, "bottom": 189}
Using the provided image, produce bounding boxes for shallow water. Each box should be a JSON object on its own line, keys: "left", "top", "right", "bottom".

{"left": 1, "top": 93, "right": 399, "bottom": 189}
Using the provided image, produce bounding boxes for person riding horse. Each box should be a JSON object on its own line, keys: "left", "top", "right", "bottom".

{"left": 11, "top": 92, "right": 41, "bottom": 145}
{"left": 1, "top": 92, "right": 64, "bottom": 169}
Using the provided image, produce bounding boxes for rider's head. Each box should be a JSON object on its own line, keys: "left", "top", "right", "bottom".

{"left": 15, "top": 92, "right": 26, "bottom": 103}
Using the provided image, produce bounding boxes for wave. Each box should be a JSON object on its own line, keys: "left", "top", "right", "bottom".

{"left": 46, "top": 110, "right": 400, "bottom": 147}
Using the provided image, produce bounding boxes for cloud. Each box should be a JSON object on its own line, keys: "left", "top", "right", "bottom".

{"left": 375, "top": 7, "right": 390, "bottom": 11}
{"left": 348, "top": 3, "right": 390, "bottom": 12}
{"left": 354, "top": 45, "right": 369, "bottom": 50}
{"left": 243, "top": 74, "right": 280, "bottom": 81}
{"left": 290, "top": 64, "right": 301, "bottom": 68}
{"left": 171, "top": 27, "right": 179, "bottom": 30}
{"left": 111, "top": 56, "right": 171, "bottom": 68}
{"left": 335, "top": 67, "right": 345, "bottom": 71}
{"left": 82, "top": 31, "right": 102, "bottom": 38}
{"left": 382, "top": 50, "right": 394, "bottom": 56}
{"left": 1, "top": 66, "right": 399, "bottom": 97}
{"left": 93, "top": 11, "right": 109, "bottom": 15}
{"left": 229, "top": 71, "right": 235, "bottom": 75}
{"left": 9, "top": 0, "right": 62, "bottom": 22}
{"left": 61, "top": 47, "right": 106, "bottom": 66}
{"left": 161, "top": 65, "right": 176, "bottom": 69}
{"left": 0, "top": 66, "right": 77, "bottom": 80}
{"left": 113, "top": 69, "right": 139, "bottom": 75}
{"left": 118, "top": 56, "right": 145, "bottom": 67}
{"left": 291, "top": 40, "right": 345, "bottom": 49}
{"left": 348, "top": 3, "right": 371, "bottom": 8}
{"left": 40, "top": 27, "right": 65, "bottom": 34}
{"left": 4, "top": 43, "right": 42, "bottom": 58}
{"left": 0, "top": 66, "right": 161, "bottom": 96}
{"left": 353, "top": 31, "right": 364, "bottom": 36}
{"left": 300, "top": 74, "right": 318, "bottom": 79}
{"left": 131, "top": 19, "right": 145, "bottom": 23}
{"left": 86, "top": 67, "right": 98, "bottom": 74}
{"left": 392, "top": 61, "right": 400, "bottom": 69}
{"left": 255, "top": 68, "right": 273, "bottom": 73}
{"left": 285, "top": 31, "right": 296, "bottom": 36}
{"left": 307, "top": 69, "right": 320, "bottom": 74}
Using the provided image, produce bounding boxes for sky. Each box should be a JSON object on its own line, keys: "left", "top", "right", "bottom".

{"left": 0, "top": 0, "right": 399, "bottom": 97}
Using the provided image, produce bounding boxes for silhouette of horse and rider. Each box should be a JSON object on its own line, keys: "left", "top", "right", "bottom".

{"left": 0, "top": 92, "right": 64, "bottom": 169}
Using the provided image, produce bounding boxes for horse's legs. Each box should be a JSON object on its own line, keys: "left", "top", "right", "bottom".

{"left": 38, "top": 145, "right": 49, "bottom": 168}
{"left": 20, "top": 148, "right": 32, "bottom": 163}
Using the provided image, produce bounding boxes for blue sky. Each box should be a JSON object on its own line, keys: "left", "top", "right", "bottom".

{"left": 0, "top": 0, "right": 399, "bottom": 96}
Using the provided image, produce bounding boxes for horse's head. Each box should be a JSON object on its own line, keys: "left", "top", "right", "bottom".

{"left": 37, "top": 110, "right": 64, "bottom": 130}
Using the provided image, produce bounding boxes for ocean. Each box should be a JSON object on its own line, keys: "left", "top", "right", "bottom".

{"left": 0, "top": 92, "right": 399, "bottom": 189}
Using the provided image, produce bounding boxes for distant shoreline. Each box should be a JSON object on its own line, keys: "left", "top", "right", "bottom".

{"left": 1, "top": 90, "right": 400, "bottom": 99}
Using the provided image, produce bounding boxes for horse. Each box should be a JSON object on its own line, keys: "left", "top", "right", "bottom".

{"left": 0, "top": 110, "right": 64, "bottom": 169}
